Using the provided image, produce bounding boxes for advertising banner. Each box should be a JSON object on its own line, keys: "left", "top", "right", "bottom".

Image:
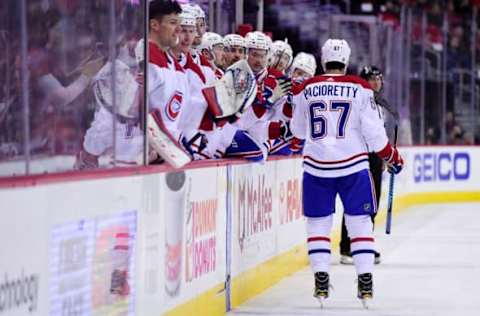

{"left": 377, "top": 147, "right": 480, "bottom": 204}
{"left": 275, "top": 159, "right": 305, "bottom": 251}
{"left": 49, "top": 211, "right": 137, "bottom": 316}
{"left": 163, "top": 167, "right": 227, "bottom": 312}
{"left": 230, "top": 162, "right": 276, "bottom": 276}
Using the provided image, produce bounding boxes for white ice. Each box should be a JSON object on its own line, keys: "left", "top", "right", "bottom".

{"left": 230, "top": 203, "right": 480, "bottom": 316}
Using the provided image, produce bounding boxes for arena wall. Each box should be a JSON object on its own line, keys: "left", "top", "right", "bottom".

{"left": 1, "top": 146, "right": 479, "bottom": 315}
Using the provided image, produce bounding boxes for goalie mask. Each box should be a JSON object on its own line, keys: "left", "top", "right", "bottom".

{"left": 202, "top": 59, "right": 257, "bottom": 120}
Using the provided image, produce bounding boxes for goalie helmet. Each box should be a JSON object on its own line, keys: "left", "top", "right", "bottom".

{"left": 245, "top": 31, "right": 271, "bottom": 52}
{"left": 271, "top": 40, "right": 293, "bottom": 66}
{"left": 291, "top": 52, "right": 317, "bottom": 77}
{"left": 198, "top": 32, "right": 224, "bottom": 52}
{"left": 223, "top": 34, "right": 246, "bottom": 48}
{"left": 321, "top": 38, "right": 351, "bottom": 71}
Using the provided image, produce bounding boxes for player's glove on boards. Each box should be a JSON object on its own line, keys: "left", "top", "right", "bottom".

{"left": 376, "top": 143, "right": 404, "bottom": 174}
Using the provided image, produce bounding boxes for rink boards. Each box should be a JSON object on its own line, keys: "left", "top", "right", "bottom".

{"left": 0, "top": 146, "right": 479, "bottom": 315}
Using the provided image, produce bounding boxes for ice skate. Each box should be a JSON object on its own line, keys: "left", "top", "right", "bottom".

{"left": 374, "top": 251, "right": 381, "bottom": 264}
{"left": 340, "top": 251, "right": 353, "bottom": 265}
{"left": 357, "top": 273, "right": 373, "bottom": 309}
{"left": 313, "top": 272, "right": 329, "bottom": 308}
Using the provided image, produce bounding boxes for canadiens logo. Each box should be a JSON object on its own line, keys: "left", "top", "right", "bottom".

{"left": 165, "top": 91, "right": 183, "bottom": 121}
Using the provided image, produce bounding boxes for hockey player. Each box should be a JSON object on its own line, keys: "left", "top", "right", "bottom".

{"left": 267, "top": 52, "right": 318, "bottom": 156}
{"left": 286, "top": 52, "right": 318, "bottom": 154}
{"left": 289, "top": 52, "right": 317, "bottom": 82}
{"left": 223, "top": 34, "right": 246, "bottom": 67}
{"left": 168, "top": 8, "right": 209, "bottom": 158}
{"left": 269, "top": 39, "right": 293, "bottom": 74}
{"left": 198, "top": 32, "right": 226, "bottom": 78}
{"left": 191, "top": 4, "right": 207, "bottom": 49}
{"left": 199, "top": 32, "right": 282, "bottom": 161}
{"left": 77, "top": 0, "right": 190, "bottom": 169}
{"left": 238, "top": 31, "right": 292, "bottom": 148}
{"left": 290, "top": 39, "right": 404, "bottom": 307}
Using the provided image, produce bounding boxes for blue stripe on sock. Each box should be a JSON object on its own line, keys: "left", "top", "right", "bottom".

{"left": 308, "top": 249, "right": 331, "bottom": 255}
{"left": 351, "top": 249, "right": 376, "bottom": 256}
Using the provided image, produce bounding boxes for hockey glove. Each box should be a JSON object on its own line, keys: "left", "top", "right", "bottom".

{"left": 268, "top": 121, "right": 291, "bottom": 140}
{"left": 290, "top": 137, "right": 304, "bottom": 154}
{"left": 267, "top": 77, "right": 292, "bottom": 105}
{"left": 376, "top": 143, "right": 404, "bottom": 174}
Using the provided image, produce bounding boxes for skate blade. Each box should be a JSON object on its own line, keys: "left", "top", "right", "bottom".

{"left": 316, "top": 296, "right": 327, "bottom": 309}
{"left": 360, "top": 295, "right": 372, "bottom": 309}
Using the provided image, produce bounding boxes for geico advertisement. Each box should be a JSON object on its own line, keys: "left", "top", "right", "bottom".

{"left": 399, "top": 147, "right": 480, "bottom": 192}
{"left": 276, "top": 159, "right": 305, "bottom": 251}
{"left": 163, "top": 167, "right": 226, "bottom": 310}
{"left": 232, "top": 162, "right": 276, "bottom": 274}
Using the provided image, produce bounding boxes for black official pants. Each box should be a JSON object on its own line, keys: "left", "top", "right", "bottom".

{"left": 339, "top": 152, "right": 383, "bottom": 254}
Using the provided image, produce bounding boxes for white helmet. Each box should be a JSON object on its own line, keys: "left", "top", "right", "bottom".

{"left": 179, "top": 10, "right": 196, "bottom": 27}
{"left": 321, "top": 39, "right": 351, "bottom": 71}
{"left": 192, "top": 4, "right": 206, "bottom": 20}
{"left": 271, "top": 40, "right": 293, "bottom": 66}
{"left": 223, "top": 34, "right": 246, "bottom": 48}
{"left": 245, "top": 31, "right": 271, "bottom": 51}
{"left": 181, "top": 4, "right": 199, "bottom": 18}
{"left": 291, "top": 52, "right": 317, "bottom": 77}
{"left": 198, "top": 32, "right": 224, "bottom": 52}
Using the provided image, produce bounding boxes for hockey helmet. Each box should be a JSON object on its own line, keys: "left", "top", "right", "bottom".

{"left": 179, "top": 11, "right": 196, "bottom": 27}
{"left": 321, "top": 38, "right": 351, "bottom": 71}
{"left": 245, "top": 31, "right": 271, "bottom": 52}
{"left": 271, "top": 39, "right": 293, "bottom": 67}
{"left": 360, "top": 65, "right": 383, "bottom": 80}
{"left": 198, "top": 32, "right": 224, "bottom": 52}
{"left": 223, "top": 34, "right": 246, "bottom": 48}
{"left": 291, "top": 52, "right": 317, "bottom": 78}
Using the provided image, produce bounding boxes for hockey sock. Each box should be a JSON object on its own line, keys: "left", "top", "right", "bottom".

{"left": 306, "top": 215, "right": 333, "bottom": 273}
{"left": 344, "top": 214, "right": 374, "bottom": 275}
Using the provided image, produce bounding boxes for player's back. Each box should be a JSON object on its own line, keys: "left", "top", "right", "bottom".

{"left": 291, "top": 75, "right": 388, "bottom": 178}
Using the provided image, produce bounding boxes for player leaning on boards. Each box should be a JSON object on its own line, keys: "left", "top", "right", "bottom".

{"left": 290, "top": 39, "right": 404, "bottom": 308}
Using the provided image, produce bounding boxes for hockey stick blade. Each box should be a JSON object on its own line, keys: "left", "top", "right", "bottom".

{"left": 385, "top": 125, "right": 398, "bottom": 235}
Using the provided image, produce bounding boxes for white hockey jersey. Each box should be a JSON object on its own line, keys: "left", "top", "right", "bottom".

{"left": 290, "top": 75, "right": 388, "bottom": 178}
{"left": 148, "top": 42, "right": 189, "bottom": 141}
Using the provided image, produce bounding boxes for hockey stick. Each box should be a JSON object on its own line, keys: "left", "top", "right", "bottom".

{"left": 385, "top": 125, "right": 398, "bottom": 235}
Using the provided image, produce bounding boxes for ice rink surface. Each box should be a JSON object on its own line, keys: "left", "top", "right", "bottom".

{"left": 230, "top": 203, "right": 480, "bottom": 316}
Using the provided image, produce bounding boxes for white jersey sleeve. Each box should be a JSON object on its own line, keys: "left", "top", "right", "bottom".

{"left": 358, "top": 88, "right": 388, "bottom": 152}
{"left": 290, "top": 91, "right": 307, "bottom": 139}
